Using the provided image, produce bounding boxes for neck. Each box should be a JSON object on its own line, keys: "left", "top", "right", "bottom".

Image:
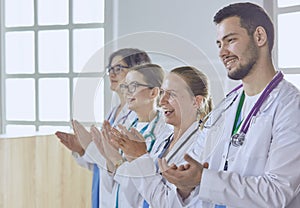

{"left": 117, "top": 91, "right": 126, "bottom": 107}
{"left": 136, "top": 108, "right": 157, "bottom": 122}
{"left": 173, "top": 118, "right": 197, "bottom": 142}
{"left": 242, "top": 57, "right": 276, "bottom": 96}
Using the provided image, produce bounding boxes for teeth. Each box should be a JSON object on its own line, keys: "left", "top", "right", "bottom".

{"left": 225, "top": 58, "right": 236, "bottom": 68}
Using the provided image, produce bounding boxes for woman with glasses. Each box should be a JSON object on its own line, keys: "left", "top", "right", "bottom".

{"left": 55, "top": 48, "right": 150, "bottom": 208}
{"left": 110, "top": 66, "right": 213, "bottom": 207}
{"left": 91, "top": 63, "right": 173, "bottom": 207}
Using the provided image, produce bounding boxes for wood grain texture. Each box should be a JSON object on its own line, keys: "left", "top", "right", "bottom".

{"left": 0, "top": 135, "right": 92, "bottom": 208}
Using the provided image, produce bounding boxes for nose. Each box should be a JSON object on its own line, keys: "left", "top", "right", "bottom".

{"left": 219, "top": 44, "right": 230, "bottom": 59}
{"left": 109, "top": 71, "right": 116, "bottom": 78}
{"left": 159, "top": 92, "right": 169, "bottom": 106}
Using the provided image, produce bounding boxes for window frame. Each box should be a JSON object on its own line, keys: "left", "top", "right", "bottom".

{"left": 0, "top": 0, "right": 115, "bottom": 135}
{"left": 264, "top": 0, "right": 300, "bottom": 74}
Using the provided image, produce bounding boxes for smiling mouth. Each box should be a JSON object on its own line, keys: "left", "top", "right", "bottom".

{"left": 110, "top": 80, "right": 118, "bottom": 84}
{"left": 224, "top": 57, "right": 238, "bottom": 69}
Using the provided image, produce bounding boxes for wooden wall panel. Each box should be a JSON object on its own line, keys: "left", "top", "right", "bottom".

{"left": 0, "top": 135, "right": 92, "bottom": 208}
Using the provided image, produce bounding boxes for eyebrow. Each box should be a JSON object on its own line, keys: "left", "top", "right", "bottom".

{"left": 216, "top": 32, "right": 238, "bottom": 45}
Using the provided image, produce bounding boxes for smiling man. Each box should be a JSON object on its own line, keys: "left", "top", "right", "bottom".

{"left": 159, "top": 2, "right": 300, "bottom": 208}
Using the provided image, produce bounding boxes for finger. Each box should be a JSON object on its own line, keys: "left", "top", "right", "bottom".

{"left": 111, "top": 128, "right": 122, "bottom": 138}
{"left": 158, "top": 158, "right": 170, "bottom": 172}
{"left": 117, "top": 124, "right": 127, "bottom": 132}
{"left": 55, "top": 131, "right": 68, "bottom": 140}
{"left": 103, "top": 120, "right": 112, "bottom": 132}
{"left": 90, "top": 125, "right": 100, "bottom": 135}
{"left": 129, "top": 128, "right": 145, "bottom": 142}
{"left": 178, "top": 165, "right": 185, "bottom": 171}
{"left": 101, "top": 125, "right": 111, "bottom": 142}
{"left": 168, "top": 163, "right": 177, "bottom": 169}
{"left": 203, "top": 162, "right": 209, "bottom": 169}
{"left": 90, "top": 126, "right": 101, "bottom": 141}
{"left": 183, "top": 154, "right": 199, "bottom": 165}
{"left": 72, "top": 120, "right": 80, "bottom": 137}
{"left": 158, "top": 158, "right": 164, "bottom": 172}
{"left": 110, "top": 136, "right": 123, "bottom": 149}
{"left": 184, "top": 163, "right": 191, "bottom": 170}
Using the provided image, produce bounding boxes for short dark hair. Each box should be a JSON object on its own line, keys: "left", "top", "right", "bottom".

{"left": 108, "top": 48, "right": 151, "bottom": 68}
{"left": 213, "top": 2, "right": 274, "bottom": 53}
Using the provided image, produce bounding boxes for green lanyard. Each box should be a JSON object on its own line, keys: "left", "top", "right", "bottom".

{"left": 231, "top": 91, "right": 245, "bottom": 135}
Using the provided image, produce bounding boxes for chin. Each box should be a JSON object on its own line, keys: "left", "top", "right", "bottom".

{"left": 165, "top": 118, "right": 175, "bottom": 126}
{"left": 127, "top": 104, "right": 136, "bottom": 111}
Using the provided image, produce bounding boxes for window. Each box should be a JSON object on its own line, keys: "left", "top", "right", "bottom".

{"left": 0, "top": 0, "right": 108, "bottom": 135}
{"left": 270, "top": 0, "right": 300, "bottom": 87}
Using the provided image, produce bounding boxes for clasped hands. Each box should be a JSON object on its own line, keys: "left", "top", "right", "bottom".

{"left": 92, "top": 120, "right": 148, "bottom": 172}
{"left": 158, "top": 154, "right": 209, "bottom": 199}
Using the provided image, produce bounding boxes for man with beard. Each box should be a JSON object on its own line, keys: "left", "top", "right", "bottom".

{"left": 158, "top": 2, "right": 300, "bottom": 208}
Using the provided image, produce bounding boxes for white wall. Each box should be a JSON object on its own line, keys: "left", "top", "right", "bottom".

{"left": 115, "top": 0, "right": 263, "bottom": 103}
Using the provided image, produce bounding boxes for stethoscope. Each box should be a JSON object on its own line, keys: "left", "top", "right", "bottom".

{"left": 129, "top": 111, "right": 160, "bottom": 152}
{"left": 199, "top": 71, "right": 284, "bottom": 147}
{"left": 155, "top": 122, "right": 200, "bottom": 162}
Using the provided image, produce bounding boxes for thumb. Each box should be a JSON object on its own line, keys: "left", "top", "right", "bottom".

{"left": 130, "top": 128, "right": 145, "bottom": 142}
{"left": 183, "top": 154, "right": 198, "bottom": 165}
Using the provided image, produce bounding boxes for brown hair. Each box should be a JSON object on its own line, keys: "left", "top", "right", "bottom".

{"left": 108, "top": 48, "right": 151, "bottom": 68}
{"left": 170, "top": 66, "right": 213, "bottom": 122}
{"left": 129, "top": 63, "right": 165, "bottom": 88}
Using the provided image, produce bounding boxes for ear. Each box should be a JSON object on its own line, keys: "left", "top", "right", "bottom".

{"left": 193, "top": 95, "right": 204, "bottom": 109}
{"left": 254, "top": 26, "right": 267, "bottom": 47}
{"left": 150, "top": 87, "right": 159, "bottom": 99}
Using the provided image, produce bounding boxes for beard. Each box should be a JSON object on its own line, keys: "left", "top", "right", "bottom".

{"left": 228, "top": 39, "right": 259, "bottom": 80}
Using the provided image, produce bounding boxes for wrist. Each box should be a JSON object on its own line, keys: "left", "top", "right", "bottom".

{"left": 78, "top": 148, "right": 85, "bottom": 156}
{"left": 177, "top": 187, "right": 195, "bottom": 200}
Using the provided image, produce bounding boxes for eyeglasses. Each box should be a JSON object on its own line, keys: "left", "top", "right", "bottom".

{"left": 159, "top": 88, "right": 177, "bottom": 101}
{"left": 120, "top": 81, "right": 154, "bottom": 93}
{"left": 106, "top": 64, "right": 129, "bottom": 75}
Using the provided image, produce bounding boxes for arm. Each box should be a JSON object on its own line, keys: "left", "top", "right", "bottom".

{"left": 114, "top": 154, "right": 183, "bottom": 208}
{"left": 55, "top": 131, "right": 93, "bottom": 170}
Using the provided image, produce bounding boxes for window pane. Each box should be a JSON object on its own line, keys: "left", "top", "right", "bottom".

{"left": 73, "top": 29, "right": 104, "bottom": 72}
{"left": 38, "top": 30, "right": 69, "bottom": 73}
{"left": 39, "top": 78, "right": 70, "bottom": 121}
{"left": 37, "top": 0, "right": 68, "bottom": 25}
{"left": 73, "top": 0, "right": 105, "bottom": 23}
{"left": 278, "top": 0, "right": 300, "bottom": 7}
{"left": 6, "top": 125, "right": 36, "bottom": 136}
{"left": 6, "top": 78, "right": 35, "bottom": 121}
{"left": 5, "top": 0, "right": 34, "bottom": 27}
{"left": 5, "top": 31, "right": 35, "bottom": 74}
{"left": 285, "top": 74, "right": 300, "bottom": 89}
{"left": 73, "top": 77, "right": 104, "bottom": 122}
{"left": 278, "top": 12, "right": 300, "bottom": 68}
{"left": 38, "top": 126, "right": 71, "bottom": 134}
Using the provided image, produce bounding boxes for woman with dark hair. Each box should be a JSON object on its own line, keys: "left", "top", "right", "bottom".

{"left": 55, "top": 48, "right": 151, "bottom": 208}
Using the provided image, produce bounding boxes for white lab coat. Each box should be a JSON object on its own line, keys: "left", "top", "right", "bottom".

{"left": 73, "top": 104, "right": 137, "bottom": 208}
{"left": 101, "top": 111, "right": 173, "bottom": 208}
{"left": 115, "top": 121, "right": 205, "bottom": 208}
{"left": 183, "top": 78, "right": 300, "bottom": 208}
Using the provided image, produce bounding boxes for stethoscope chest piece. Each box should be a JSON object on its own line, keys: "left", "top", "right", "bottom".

{"left": 231, "top": 132, "right": 245, "bottom": 147}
